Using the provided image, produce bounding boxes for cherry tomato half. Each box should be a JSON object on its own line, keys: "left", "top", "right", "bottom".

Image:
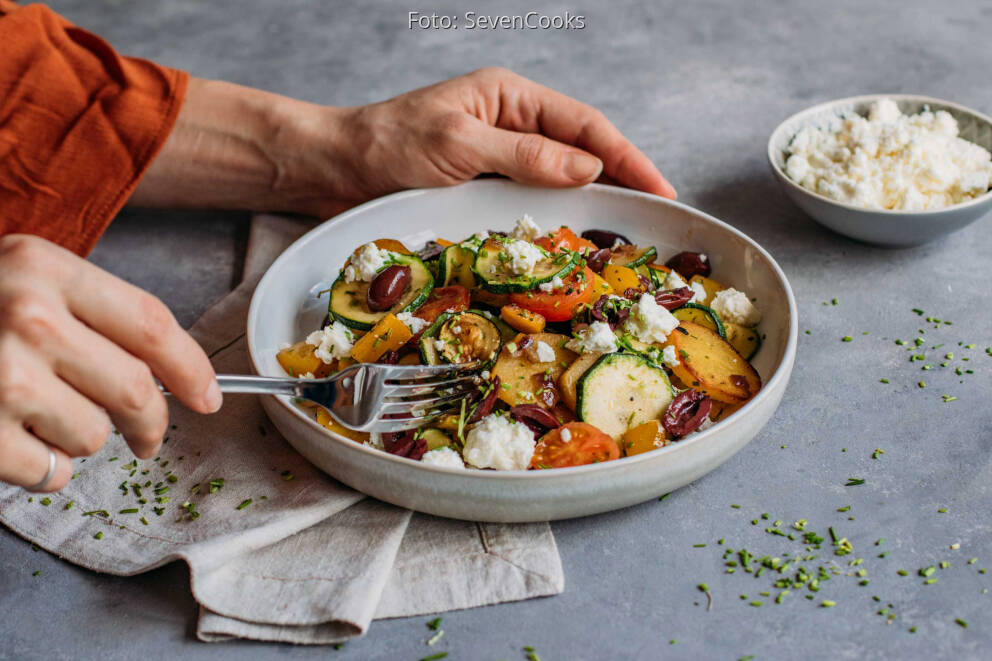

{"left": 508, "top": 266, "right": 597, "bottom": 322}
{"left": 410, "top": 285, "right": 471, "bottom": 341}
{"left": 535, "top": 226, "right": 598, "bottom": 254}
{"left": 530, "top": 422, "right": 620, "bottom": 469}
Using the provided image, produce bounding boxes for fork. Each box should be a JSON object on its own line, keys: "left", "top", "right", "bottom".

{"left": 166, "top": 362, "right": 482, "bottom": 433}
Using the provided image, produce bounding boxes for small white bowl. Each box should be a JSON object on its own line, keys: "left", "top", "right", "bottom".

{"left": 768, "top": 94, "right": 992, "bottom": 247}
{"left": 247, "top": 180, "right": 798, "bottom": 522}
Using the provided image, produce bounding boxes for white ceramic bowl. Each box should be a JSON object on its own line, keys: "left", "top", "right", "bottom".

{"left": 247, "top": 181, "right": 798, "bottom": 522}
{"left": 768, "top": 94, "right": 992, "bottom": 247}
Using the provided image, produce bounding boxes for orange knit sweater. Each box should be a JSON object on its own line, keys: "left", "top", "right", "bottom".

{"left": 0, "top": 1, "right": 187, "bottom": 255}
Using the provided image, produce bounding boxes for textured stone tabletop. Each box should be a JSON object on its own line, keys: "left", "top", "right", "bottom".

{"left": 3, "top": 1, "right": 991, "bottom": 659}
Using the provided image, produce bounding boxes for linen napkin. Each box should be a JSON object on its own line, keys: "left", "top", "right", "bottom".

{"left": 0, "top": 214, "right": 564, "bottom": 644}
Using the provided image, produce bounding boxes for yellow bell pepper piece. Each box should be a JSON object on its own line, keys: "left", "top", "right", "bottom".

{"left": 349, "top": 314, "right": 412, "bottom": 363}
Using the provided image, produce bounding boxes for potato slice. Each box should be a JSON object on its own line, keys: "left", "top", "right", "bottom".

{"left": 666, "top": 321, "right": 761, "bottom": 404}
{"left": 559, "top": 352, "right": 602, "bottom": 412}
{"left": 277, "top": 340, "right": 334, "bottom": 378}
{"left": 492, "top": 332, "right": 576, "bottom": 407}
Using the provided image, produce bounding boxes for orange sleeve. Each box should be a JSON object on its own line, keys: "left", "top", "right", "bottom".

{"left": 0, "top": 1, "right": 188, "bottom": 256}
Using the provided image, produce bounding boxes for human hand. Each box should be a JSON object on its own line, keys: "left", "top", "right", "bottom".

{"left": 0, "top": 235, "right": 220, "bottom": 491}
{"left": 131, "top": 68, "right": 675, "bottom": 218}
{"left": 321, "top": 67, "right": 677, "bottom": 216}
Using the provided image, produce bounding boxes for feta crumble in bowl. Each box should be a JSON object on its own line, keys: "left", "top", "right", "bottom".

{"left": 768, "top": 94, "right": 992, "bottom": 246}
{"left": 247, "top": 180, "right": 797, "bottom": 522}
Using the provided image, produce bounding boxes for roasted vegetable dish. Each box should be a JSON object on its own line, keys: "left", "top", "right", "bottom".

{"left": 278, "top": 215, "right": 763, "bottom": 470}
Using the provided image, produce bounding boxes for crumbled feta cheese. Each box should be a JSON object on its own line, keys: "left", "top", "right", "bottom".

{"left": 420, "top": 446, "right": 466, "bottom": 469}
{"left": 560, "top": 427, "right": 572, "bottom": 443}
{"left": 661, "top": 345, "right": 680, "bottom": 368}
{"left": 343, "top": 242, "right": 393, "bottom": 282}
{"left": 481, "top": 370, "right": 491, "bottom": 380}
{"left": 504, "top": 239, "right": 544, "bottom": 275}
{"left": 433, "top": 339, "right": 447, "bottom": 352}
{"left": 463, "top": 414, "right": 536, "bottom": 470}
{"left": 566, "top": 321, "right": 618, "bottom": 354}
{"left": 689, "top": 280, "right": 707, "bottom": 304}
{"left": 534, "top": 340, "right": 556, "bottom": 363}
{"left": 395, "top": 311, "right": 428, "bottom": 334}
{"left": 612, "top": 237, "right": 626, "bottom": 249}
{"left": 785, "top": 98, "right": 992, "bottom": 210}
{"left": 625, "top": 293, "right": 679, "bottom": 344}
{"left": 511, "top": 214, "right": 542, "bottom": 241}
{"left": 538, "top": 275, "right": 565, "bottom": 293}
{"left": 305, "top": 321, "right": 355, "bottom": 363}
{"left": 300, "top": 371, "right": 315, "bottom": 379}
{"left": 664, "top": 271, "right": 688, "bottom": 290}
{"left": 711, "top": 288, "right": 761, "bottom": 327}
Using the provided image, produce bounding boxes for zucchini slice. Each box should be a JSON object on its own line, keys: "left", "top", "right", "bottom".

{"left": 328, "top": 254, "right": 434, "bottom": 331}
{"left": 672, "top": 302, "right": 727, "bottom": 338}
{"left": 576, "top": 353, "right": 675, "bottom": 440}
{"left": 472, "top": 239, "right": 578, "bottom": 293}
{"left": 610, "top": 245, "right": 658, "bottom": 268}
{"left": 724, "top": 322, "right": 761, "bottom": 360}
{"left": 438, "top": 244, "right": 477, "bottom": 288}
{"left": 418, "top": 309, "right": 503, "bottom": 368}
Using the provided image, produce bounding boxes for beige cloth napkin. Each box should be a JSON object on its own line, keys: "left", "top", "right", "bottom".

{"left": 0, "top": 215, "right": 563, "bottom": 644}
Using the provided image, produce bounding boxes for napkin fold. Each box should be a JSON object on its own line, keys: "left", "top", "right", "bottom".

{"left": 0, "top": 215, "right": 563, "bottom": 644}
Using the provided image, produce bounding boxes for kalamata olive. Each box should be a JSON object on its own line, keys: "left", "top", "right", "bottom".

{"left": 510, "top": 404, "right": 561, "bottom": 435}
{"left": 506, "top": 334, "right": 534, "bottom": 357}
{"left": 367, "top": 265, "right": 411, "bottom": 311}
{"left": 534, "top": 372, "right": 559, "bottom": 408}
{"left": 654, "top": 286, "right": 694, "bottom": 311}
{"left": 468, "top": 375, "right": 501, "bottom": 423}
{"left": 585, "top": 248, "right": 611, "bottom": 273}
{"left": 622, "top": 287, "right": 642, "bottom": 300}
{"left": 662, "top": 389, "right": 712, "bottom": 437}
{"left": 638, "top": 274, "right": 651, "bottom": 290}
{"left": 590, "top": 295, "right": 630, "bottom": 330}
{"left": 581, "top": 229, "right": 632, "bottom": 249}
{"left": 378, "top": 350, "right": 400, "bottom": 364}
{"left": 665, "top": 251, "right": 711, "bottom": 279}
{"left": 417, "top": 241, "right": 445, "bottom": 262}
{"left": 383, "top": 430, "right": 427, "bottom": 460}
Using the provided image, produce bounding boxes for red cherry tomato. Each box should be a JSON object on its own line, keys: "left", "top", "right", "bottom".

{"left": 534, "top": 226, "right": 597, "bottom": 254}
{"left": 530, "top": 422, "right": 620, "bottom": 469}
{"left": 410, "top": 285, "right": 471, "bottom": 340}
{"left": 508, "top": 266, "right": 597, "bottom": 322}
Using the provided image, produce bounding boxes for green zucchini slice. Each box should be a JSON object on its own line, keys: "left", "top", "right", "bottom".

{"left": 472, "top": 239, "right": 577, "bottom": 293}
{"left": 328, "top": 254, "right": 433, "bottom": 331}
{"left": 576, "top": 352, "right": 675, "bottom": 440}
{"left": 610, "top": 245, "right": 657, "bottom": 268}
{"left": 438, "top": 244, "right": 477, "bottom": 288}
{"left": 418, "top": 309, "right": 502, "bottom": 368}
{"left": 672, "top": 302, "right": 726, "bottom": 338}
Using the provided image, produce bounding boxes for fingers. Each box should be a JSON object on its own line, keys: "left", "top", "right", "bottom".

{"left": 473, "top": 68, "right": 677, "bottom": 199}
{"left": 57, "top": 254, "right": 221, "bottom": 415}
{"left": 473, "top": 122, "right": 604, "bottom": 187}
{"left": 0, "top": 422, "right": 73, "bottom": 492}
{"left": 47, "top": 316, "right": 170, "bottom": 459}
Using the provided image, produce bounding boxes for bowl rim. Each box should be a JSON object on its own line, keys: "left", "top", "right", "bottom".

{"left": 767, "top": 93, "right": 992, "bottom": 216}
{"left": 246, "top": 180, "right": 799, "bottom": 480}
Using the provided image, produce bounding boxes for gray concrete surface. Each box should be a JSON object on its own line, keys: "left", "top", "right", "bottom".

{"left": 2, "top": 1, "right": 991, "bottom": 659}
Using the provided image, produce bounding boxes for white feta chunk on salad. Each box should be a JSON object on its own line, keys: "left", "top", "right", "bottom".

{"left": 343, "top": 242, "right": 393, "bottom": 283}
{"left": 395, "top": 311, "right": 429, "bottom": 334}
{"left": 504, "top": 239, "right": 544, "bottom": 275}
{"left": 663, "top": 270, "right": 688, "bottom": 290}
{"left": 420, "top": 446, "right": 466, "bottom": 468}
{"left": 711, "top": 288, "right": 761, "bottom": 327}
{"left": 306, "top": 321, "right": 355, "bottom": 363}
{"left": 534, "top": 340, "right": 556, "bottom": 363}
{"left": 662, "top": 344, "right": 680, "bottom": 368}
{"left": 566, "top": 320, "right": 618, "bottom": 354}
{"left": 624, "top": 293, "right": 679, "bottom": 344}
{"left": 538, "top": 275, "right": 565, "bottom": 293}
{"left": 689, "top": 280, "right": 707, "bottom": 303}
{"left": 511, "top": 214, "right": 542, "bottom": 241}
{"left": 463, "top": 413, "right": 536, "bottom": 471}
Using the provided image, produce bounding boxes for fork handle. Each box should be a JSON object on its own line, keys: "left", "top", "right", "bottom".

{"left": 159, "top": 375, "right": 304, "bottom": 397}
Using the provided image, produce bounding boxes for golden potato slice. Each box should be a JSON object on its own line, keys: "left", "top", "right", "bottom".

{"left": 559, "top": 352, "right": 602, "bottom": 412}
{"left": 666, "top": 321, "right": 761, "bottom": 404}
{"left": 492, "top": 332, "right": 576, "bottom": 407}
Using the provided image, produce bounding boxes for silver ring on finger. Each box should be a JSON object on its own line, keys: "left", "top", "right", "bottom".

{"left": 25, "top": 448, "right": 57, "bottom": 493}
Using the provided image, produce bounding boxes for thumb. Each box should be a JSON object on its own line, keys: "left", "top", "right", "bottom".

{"left": 474, "top": 125, "right": 604, "bottom": 187}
